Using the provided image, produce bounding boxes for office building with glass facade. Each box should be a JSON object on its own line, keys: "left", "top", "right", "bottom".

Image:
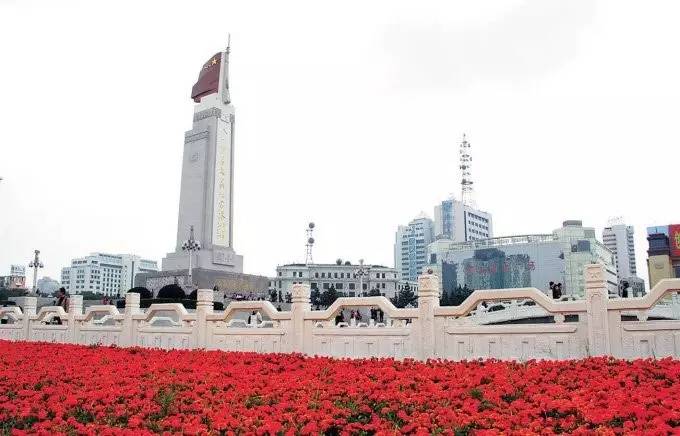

{"left": 427, "top": 221, "right": 618, "bottom": 298}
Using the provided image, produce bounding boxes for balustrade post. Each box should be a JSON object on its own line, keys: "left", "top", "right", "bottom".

{"left": 584, "top": 264, "right": 612, "bottom": 356}
{"left": 195, "top": 289, "right": 214, "bottom": 349}
{"left": 416, "top": 270, "right": 440, "bottom": 360}
{"left": 290, "top": 284, "right": 311, "bottom": 354}
{"left": 68, "top": 295, "right": 83, "bottom": 344}
{"left": 22, "top": 296, "right": 37, "bottom": 341}
{"left": 122, "top": 292, "right": 141, "bottom": 347}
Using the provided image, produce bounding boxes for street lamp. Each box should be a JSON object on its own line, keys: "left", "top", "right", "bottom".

{"left": 28, "top": 249, "right": 44, "bottom": 294}
{"left": 181, "top": 225, "right": 201, "bottom": 288}
{"left": 354, "top": 259, "right": 368, "bottom": 296}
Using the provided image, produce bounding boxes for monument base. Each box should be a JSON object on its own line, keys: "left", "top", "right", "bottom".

{"left": 135, "top": 268, "right": 270, "bottom": 299}
{"left": 161, "top": 247, "right": 244, "bottom": 274}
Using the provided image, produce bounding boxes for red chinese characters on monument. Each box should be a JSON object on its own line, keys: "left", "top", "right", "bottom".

{"left": 191, "top": 53, "right": 221, "bottom": 102}
{"left": 670, "top": 224, "right": 680, "bottom": 258}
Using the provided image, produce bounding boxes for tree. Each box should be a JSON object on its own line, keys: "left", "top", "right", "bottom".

{"left": 368, "top": 288, "right": 381, "bottom": 297}
{"left": 128, "top": 287, "right": 152, "bottom": 299}
{"left": 157, "top": 284, "right": 186, "bottom": 299}
{"left": 285, "top": 292, "right": 292, "bottom": 304}
{"left": 449, "top": 285, "right": 474, "bottom": 306}
{"left": 439, "top": 289, "right": 451, "bottom": 306}
{"left": 336, "top": 258, "right": 343, "bottom": 265}
{"left": 310, "top": 287, "right": 322, "bottom": 307}
{"left": 391, "top": 283, "right": 416, "bottom": 308}
{"left": 320, "top": 285, "right": 339, "bottom": 308}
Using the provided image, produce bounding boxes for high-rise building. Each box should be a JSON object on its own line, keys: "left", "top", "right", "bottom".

{"left": 646, "top": 224, "right": 680, "bottom": 288}
{"left": 602, "top": 223, "right": 638, "bottom": 280}
{"left": 162, "top": 40, "right": 243, "bottom": 274}
{"left": 434, "top": 197, "right": 493, "bottom": 242}
{"left": 61, "top": 253, "right": 158, "bottom": 297}
{"left": 553, "top": 220, "right": 618, "bottom": 296}
{"left": 395, "top": 213, "right": 435, "bottom": 282}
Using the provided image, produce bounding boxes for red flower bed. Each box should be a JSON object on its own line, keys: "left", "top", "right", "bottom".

{"left": 1, "top": 341, "right": 679, "bottom": 435}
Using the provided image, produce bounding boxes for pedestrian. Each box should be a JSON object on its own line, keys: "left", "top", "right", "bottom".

{"left": 248, "top": 310, "right": 262, "bottom": 326}
{"left": 54, "top": 288, "right": 69, "bottom": 325}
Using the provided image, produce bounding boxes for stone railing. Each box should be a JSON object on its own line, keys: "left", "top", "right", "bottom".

{"left": 2, "top": 264, "right": 680, "bottom": 361}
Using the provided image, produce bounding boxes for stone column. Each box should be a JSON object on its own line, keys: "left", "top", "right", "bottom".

{"left": 584, "top": 264, "right": 611, "bottom": 356}
{"left": 416, "top": 270, "right": 440, "bottom": 360}
{"left": 22, "top": 296, "right": 37, "bottom": 341}
{"left": 290, "top": 283, "right": 311, "bottom": 354}
{"left": 68, "top": 295, "right": 83, "bottom": 344}
{"left": 195, "top": 289, "right": 214, "bottom": 349}
{"left": 122, "top": 292, "right": 141, "bottom": 347}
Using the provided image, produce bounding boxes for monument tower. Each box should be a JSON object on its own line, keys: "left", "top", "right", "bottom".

{"left": 162, "top": 38, "right": 244, "bottom": 274}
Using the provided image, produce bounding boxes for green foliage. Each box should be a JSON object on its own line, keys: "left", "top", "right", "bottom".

{"left": 320, "top": 285, "right": 339, "bottom": 308}
{"left": 310, "top": 287, "right": 322, "bottom": 307}
{"left": 368, "top": 288, "right": 381, "bottom": 297}
{"left": 391, "top": 284, "right": 416, "bottom": 308}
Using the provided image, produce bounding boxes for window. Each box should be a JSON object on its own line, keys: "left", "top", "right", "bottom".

{"left": 321, "top": 273, "right": 326, "bottom": 278}
{"left": 362, "top": 283, "right": 367, "bottom": 290}
{"left": 315, "top": 272, "right": 319, "bottom": 278}
{"left": 336, "top": 283, "right": 343, "bottom": 290}
{"left": 323, "top": 283, "right": 330, "bottom": 290}
{"left": 340, "top": 272, "right": 344, "bottom": 278}
{"left": 293, "top": 272, "right": 297, "bottom": 277}
{"left": 348, "top": 283, "right": 355, "bottom": 290}
{"left": 334, "top": 272, "right": 338, "bottom": 278}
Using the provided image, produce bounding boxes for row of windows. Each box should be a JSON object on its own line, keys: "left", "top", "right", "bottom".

{"left": 285, "top": 271, "right": 395, "bottom": 279}
{"left": 467, "top": 213, "right": 489, "bottom": 224}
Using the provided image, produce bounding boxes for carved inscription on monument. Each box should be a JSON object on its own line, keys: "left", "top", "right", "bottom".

{"left": 212, "top": 119, "right": 230, "bottom": 247}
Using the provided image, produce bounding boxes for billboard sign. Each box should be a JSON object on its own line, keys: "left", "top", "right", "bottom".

{"left": 670, "top": 224, "right": 680, "bottom": 258}
{"left": 10, "top": 265, "right": 25, "bottom": 276}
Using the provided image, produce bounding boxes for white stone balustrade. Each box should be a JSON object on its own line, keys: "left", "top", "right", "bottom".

{"left": 2, "top": 265, "right": 680, "bottom": 360}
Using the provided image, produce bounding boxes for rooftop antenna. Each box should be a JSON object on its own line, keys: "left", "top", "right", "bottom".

{"left": 459, "top": 133, "right": 475, "bottom": 207}
{"left": 305, "top": 222, "right": 315, "bottom": 265}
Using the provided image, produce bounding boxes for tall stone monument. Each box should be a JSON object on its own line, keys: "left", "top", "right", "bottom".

{"left": 136, "top": 40, "right": 269, "bottom": 297}
{"left": 162, "top": 41, "right": 243, "bottom": 273}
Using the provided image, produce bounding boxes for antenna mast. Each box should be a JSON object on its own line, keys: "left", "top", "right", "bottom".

{"left": 305, "top": 222, "right": 315, "bottom": 265}
{"left": 459, "top": 134, "right": 475, "bottom": 207}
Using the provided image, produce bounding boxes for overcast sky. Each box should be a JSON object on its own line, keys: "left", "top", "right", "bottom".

{"left": 1, "top": 0, "right": 678, "bottom": 287}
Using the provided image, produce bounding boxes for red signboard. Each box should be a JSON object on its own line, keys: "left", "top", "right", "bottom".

{"left": 670, "top": 224, "right": 680, "bottom": 257}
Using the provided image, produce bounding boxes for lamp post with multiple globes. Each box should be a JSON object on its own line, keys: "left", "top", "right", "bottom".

{"left": 181, "top": 226, "right": 201, "bottom": 288}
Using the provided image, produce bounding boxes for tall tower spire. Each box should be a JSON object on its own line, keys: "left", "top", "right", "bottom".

{"left": 221, "top": 33, "right": 231, "bottom": 104}
{"left": 459, "top": 133, "right": 475, "bottom": 207}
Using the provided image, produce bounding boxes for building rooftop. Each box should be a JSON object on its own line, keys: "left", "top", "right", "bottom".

{"left": 432, "top": 234, "right": 557, "bottom": 251}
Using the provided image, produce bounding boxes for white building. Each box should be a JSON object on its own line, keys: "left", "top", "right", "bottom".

{"left": 602, "top": 223, "right": 638, "bottom": 281}
{"left": 434, "top": 197, "right": 493, "bottom": 242}
{"left": 553, "top": 220, "right": 618, "bottom": 297}
{"left": 270, "top": 262, "right": 400, "bottom": 298}
{"left": 61, "top": 253, "right": 158, "bottom": 297}
{"left": 395, "top": 213, "right": 435, "bottom": 282}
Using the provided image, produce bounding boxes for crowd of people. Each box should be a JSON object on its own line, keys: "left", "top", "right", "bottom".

{"left": 334, "top": 307, "right": 385, "bottom": 325}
